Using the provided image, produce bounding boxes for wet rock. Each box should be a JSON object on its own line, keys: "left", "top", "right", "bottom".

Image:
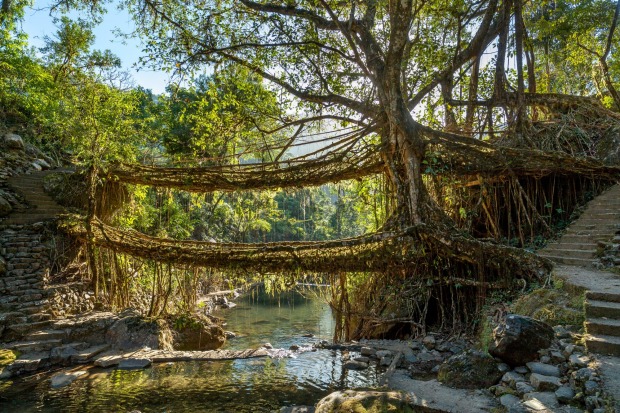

{"left": 225, "top": 331, "right": 236, "bottom": 339}
{"left": 50, "top": 371, "right": 86, "bottom": 388}
{"left": 530, "top": 373, "right": 561, "bottom": 391}
{"left": 555, "top": 385, "right": 575, "bottom": 403}
{"left": 437, "top": 349, "right": 503, "bottom": 389}
{"left": 94, "top": 354, "right": 122, "bottom": 368}
{"left": 315, "top": 390, "right": 413, "bottom": 413}
{"left": 343, "top": 360, "right": 368, "bottom": 370}
{"left": 289, "top": 344, "right": 300, "bottom": 351}
{"left": 422, "top": 335, "right": 436, "bottom": 350}
{"left": 263, "top": 343, "right": 273, "bottom": 349}
{"left": 489, "top": 314, "right": 554, "bottom": 366}
{"left": 354, "top": 356, "right": 369, "bottom": 363}
{"left": 375, "top": 350, "right": 391, "bottom": 358}
{"left": 526, "top": 362, "right": 561, "bottom": 377}
{"left": 118, "top": 358, "right": 151, "bottom": 370}
{"left": 514, "top": 366, "right": 528, "bottom": 374}
{"left": 360, "top": 346, "right": 375, "bottom": 357}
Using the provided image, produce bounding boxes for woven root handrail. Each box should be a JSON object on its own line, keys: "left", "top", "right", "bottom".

{"left": 109, "top": 148, "right": 384, "bottom": 192}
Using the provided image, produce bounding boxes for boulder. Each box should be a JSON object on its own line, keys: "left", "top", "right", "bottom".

{"left": 488, "top": 314, "right": 554, "bottom": 366}
{"left": 315, "top": 390, "right": 414, "bottom": 413}
{"left": 4, "top": 133, "right": 24, "bottom": 150}
{"left": 170, "top": 313, "right": 225, "bottom": 351}
{"left": 0, "top": 257, "right": 6, "bottom": 276}
{"left": 106, "top": 314, "right": 173, "bottom": 351}
{"left": 437, "top": 349, "right": 503, "bottom": 389}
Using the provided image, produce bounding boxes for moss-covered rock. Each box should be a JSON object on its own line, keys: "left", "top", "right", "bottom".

{"left": 105, "top": 312, "right": 173, "bottom": 351}
{"left": 170, "top": 313, "right": 226, "bottom": 351}
{"left": 315, "top": 390, "right": 415, "bottom": 413}
{"left": 437, "top": 349, "right": 503, "bottom": 389}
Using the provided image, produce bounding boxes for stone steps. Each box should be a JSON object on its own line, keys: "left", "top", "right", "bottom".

{"left": 585, "top": 334, "right": 620, "bottom": 357}
{"left": 538, "top": 248, "right": 595, "bottom": 259}
{"left": 72, "top": 344, "right": 111, "bottom": 363}
{"left": 536, "top": 254, "right": 594, "bottom": 267}
{"left": 546, "top": 242, "right": 599, "bottom": 251}
{"left": 586, "top": 291, "right": 620, "bottom": 303}
{"left": 5, "top": 320, "right": 53, "bottom": 338}
{"left": 586, "top": 318, "right": 620, "bottom": 336}
{"left": 25, "top": 329, "right": 67, "bottom": 341}
{"left": 3, "top": 170, "right": 66, "bottom": 225}
{"left": 585, "top": 300, "right": 620, "bottom": 319}
{"left": 539, "top": 185, "right": 620, "bottom": 362}
{"left": 0, "top": 351, "right": 51, "bottom": 378}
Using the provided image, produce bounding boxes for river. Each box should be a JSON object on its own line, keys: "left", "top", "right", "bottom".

{"left": 0, "top": 288, "right": 382, "bottom": 412}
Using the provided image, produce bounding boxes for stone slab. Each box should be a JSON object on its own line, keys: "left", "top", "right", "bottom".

{"left": 388, "top": 372, "right": 498, "bottom": 412}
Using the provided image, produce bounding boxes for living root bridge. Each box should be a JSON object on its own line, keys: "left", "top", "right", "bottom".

{"left": 108, "top": 150, "right": 384, "bottom": 192}
{"left": 106, "top": 124, "right": 620, "bottom": 194}
{"left": 59, "top": 216, "right": 551, "bottom": 284}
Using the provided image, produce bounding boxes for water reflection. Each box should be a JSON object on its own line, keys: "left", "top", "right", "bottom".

{"left": 218, "top": 287, "right": 336, "bottom": 350}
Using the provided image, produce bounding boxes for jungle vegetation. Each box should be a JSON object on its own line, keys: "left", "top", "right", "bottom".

{"left": 1, "top": 0, "right": 620, "bottom": 339}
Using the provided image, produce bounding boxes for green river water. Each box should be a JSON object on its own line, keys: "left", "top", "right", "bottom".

{"left": 0, "top": 289, "right": 382, "bottom": 412}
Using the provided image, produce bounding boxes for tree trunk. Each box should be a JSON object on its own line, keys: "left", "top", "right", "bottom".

{"left": 85, "top": 165, "right": 100, "bottom": 299}
{"left": 465, "top": 56, "right": 481, "bottom": 135}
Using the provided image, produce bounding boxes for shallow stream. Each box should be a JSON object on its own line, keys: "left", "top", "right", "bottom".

{"left": 0, "top": 289, "right": 382, "bottom": 412}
